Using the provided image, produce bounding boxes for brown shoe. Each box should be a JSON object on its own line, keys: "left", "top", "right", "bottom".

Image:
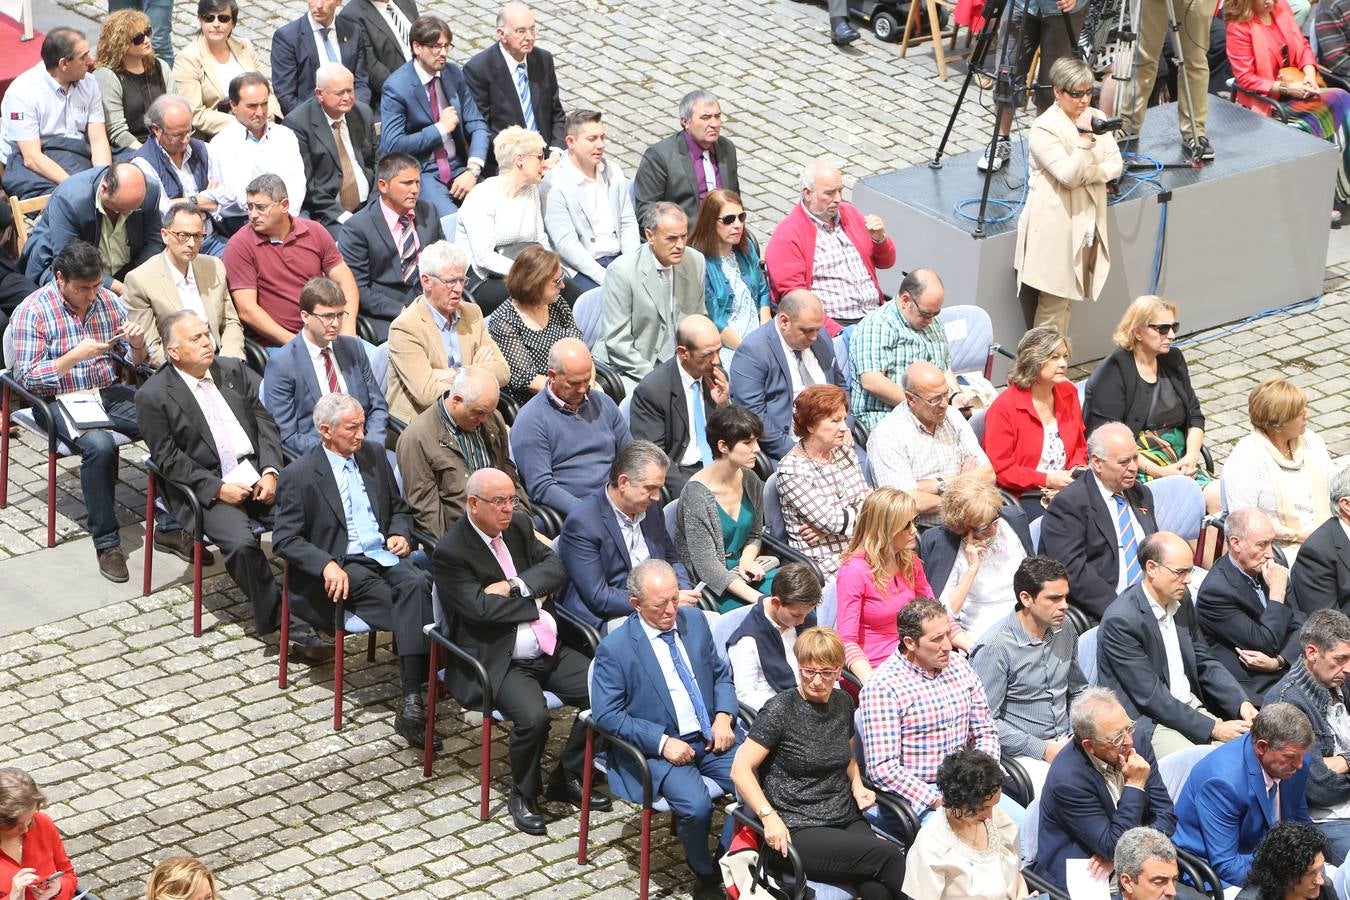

{"left": 153, "top": 529, "right": 216, "bottom": 565}
{"left": 97, "top": 546, "right": 129, "bottom": 583}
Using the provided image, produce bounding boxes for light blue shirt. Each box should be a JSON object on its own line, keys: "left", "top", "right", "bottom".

{"left": 427, "top": 303, "right": 463, "bottom": 368}
{"left": 322, "top": 447, "right": 397, "bottom": 566}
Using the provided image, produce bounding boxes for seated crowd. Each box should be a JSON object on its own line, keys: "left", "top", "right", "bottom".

{"left": 4, "top": 3, "right": 1350, "bottom": 900}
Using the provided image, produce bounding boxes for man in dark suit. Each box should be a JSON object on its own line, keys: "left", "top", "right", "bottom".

{"left": 433, "top": 467, "right": 606, "bottom": 835}
{"left": 1197, "top": 507, "right": 1303, "bottom": 703}
{"left": 284, "top": 63, "right": 377, "bottom": 237}
{"left": 135, "top": 310, "right": 283, "bottom": 635}
{"left": 591, "top": 557, "right": 741, "bottom": 900}
{"left": 1172, "top": 703, "right": 1314, "bottom": 887}
{"left": 1291, "top": 470, "right": 1350, "bottom": 614}
{"left": 1036, "top": 687, "right": 1178, "bottom": 894}
{"left": 633, "top": 89, "right": 740, "bottom": 227}
{"left": 337, "top": 0, "right": 418, "bottom": 110}
{"left": 1041, "top": 422, "right": 1160, "bottom": 620}
{"left": 20, "top": 163, "right": 163, "bottom": 291}
{"left": 262, "top": 276, "right": 389, "bottom": 458}
{"left": 1099, "top": 532, "right": 1258, "bottom": 759}
{"left": 728, "top": 291, "right": 847, "bottom": 461}
{"left": 556, "top": 441, "right": 697, "bottom": 631}
{"left": 378, "top": 15, "right": 490, "bottom": 218}
{"left": 273, "top": 392, "right": 434, "bottom": 748}
{"left": 462, "top": 1, "right": 566, "bottom": 177}
{"left": 337, "top": 152, "right": 443, "bottom": 340}
{"left": 270, "top": 0, "right": 371, "bottom": 114}
{"left": 630, "top": 315, "right": 728, "bottom": 495}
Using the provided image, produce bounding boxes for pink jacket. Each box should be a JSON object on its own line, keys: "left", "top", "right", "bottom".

{"left": 834, "top": 551, "right": 934, "bottom": 668}
{"left": 1227, "top": 0, "right": 1316, "bottom": 111}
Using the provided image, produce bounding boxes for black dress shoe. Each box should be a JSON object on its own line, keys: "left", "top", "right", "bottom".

{"left": 693, "top": 872, "right": 725, "bottom": 900}
{"left": 508, "top": 789, "right": 547, "bottom": 836}
{"left": 831, "top": 20, "right": 860, "bottom": 45}
{"left": 154, "top": 529, "right": 216, "bottom": 565}
{"left": 287, "top": 620, "right": 335, "bottom": 660}
{"left": 545, "top": 773, "right": 612, "bottom": 811}
{"left": 394, "top": 693, "right": 441, "bottom": 750}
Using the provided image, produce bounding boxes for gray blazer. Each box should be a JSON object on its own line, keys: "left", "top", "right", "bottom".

{"left": 675, "top": 471, "right": 764, "bottom": 598}
{"left": 94, "top": 61, "right": 175, "bottom": 150}
{"left": 540, "top": 154, "right": 640, "bottom": 284}
{"left": 633, "top": 131, "right": 740, "bottom": 226}
{"left": 594, "top": 243, "right": 706, "bottom": 393}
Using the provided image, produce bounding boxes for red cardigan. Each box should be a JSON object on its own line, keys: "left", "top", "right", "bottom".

{"left": 982, "top": 381, "right": 1088, "bottom": 495}
{"left": 0, "top": 812, "right": 77, "bottom": 900}
{"left": 763, "top": 201, "right": 897, "bottom": 332}
{"left": 1227, "top": 0, "right": 1316, "bottom": 111}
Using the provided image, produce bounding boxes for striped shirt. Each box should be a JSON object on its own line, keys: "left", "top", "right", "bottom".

{"left": 806, "top": 206, "right": 879, "bottom": 323}
{"left": 860, "top": 651, "right": 1000, "bottom": 810}
{"left": 10, "top": 283, "right": 131, "bottom": 398}
{"left": 849, "top": 302, "right": 951, "bottom": 429}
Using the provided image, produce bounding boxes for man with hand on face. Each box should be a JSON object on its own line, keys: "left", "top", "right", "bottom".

{"left": 633, "top": 89, "right": 740, "bottom": 227}
{"left": 271, "top": 0, "right": 371, "bottom": 115}
{"left": 591, "top": 557, "right": 742, "bottom": 900}
{"left": 285, "top": 62, "right": 376, "bottom": 236}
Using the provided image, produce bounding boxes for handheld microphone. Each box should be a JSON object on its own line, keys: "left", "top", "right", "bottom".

{"left": 1090, "top": 116, "right": 1122, "bottom": 134}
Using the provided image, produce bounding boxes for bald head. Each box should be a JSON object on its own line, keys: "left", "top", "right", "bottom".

{"left": 902, "top": 360, "right": 946, "bottom": 394}
{"left": 1139, "top": 532, "right": 1195, "bottom": 606}
{"left": 676, "top": 314, "right": 721, "bottom": 379}
{"left": 1087, "top": 422, "right": 1141, "bottom": 493}
{"left": 776, "top": 290, "right": 825, "bottom": 352}
{"left": 465, "top": 467, "right": 518, "bottom": 535}
{"left": 547, "top": 337, "right": 593, "bottom": 409}
{"left": 101, "top": 163, "right": 148, "bottom": 217}
{"left": 467, "top": 467, "right": 514, "bottom": 499}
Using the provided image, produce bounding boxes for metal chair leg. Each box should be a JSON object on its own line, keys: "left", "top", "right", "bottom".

{"left": 423, "top": 642, "right": 438, "bottom": 777}
{"left": 639, "top": 806, "right": 652, "bottom": 900}
{"left": 578, "top": 725, "right": 594, "bottom": 864}
{"left": 478, "top": 716, "right": 492, "bottom": 820}
{"left": 45, "top": 451, "right": 56, "bottom": 547}
{"left": 334, "top": 626, "right": 346, "bottom": 730}
{"left": 142, "top": 473, "right": 156, "bottom": 596}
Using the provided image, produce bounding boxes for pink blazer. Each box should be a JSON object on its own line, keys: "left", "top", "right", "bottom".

{"left": 834, "top": 552, "right": 934, "bottom": 668}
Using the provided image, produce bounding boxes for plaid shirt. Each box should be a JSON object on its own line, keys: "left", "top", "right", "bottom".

{"left": 849, "top": 303, "right": 951, "bottom": 430}
{"left": 867, "top": 403, "right": 987, "bottom": 527}
{"left": 807, "top": 207, "right": 880, "bottom": 323}
{"left": 860, "top": 651, "right": 1000, "bottom": 810}
{"left": 776, "top": 443, "right": 872, "bottom": 578}
{"left": 11, "top": 283, "right": 132, "bottom": 398}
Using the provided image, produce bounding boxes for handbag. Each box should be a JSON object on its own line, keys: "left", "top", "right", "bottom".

{"left": 1134, "top": 381, "right": 1179, "bottom": 480}
{"left": 720, "top": 822, "right": 805, "bottom": 900}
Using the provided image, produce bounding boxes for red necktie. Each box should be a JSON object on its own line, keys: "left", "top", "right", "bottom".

{"left": 321, "top": 347, "right": 339, "bottom": 393}
{"left": 426, "top": 81, "right": 453, "bottom": 185}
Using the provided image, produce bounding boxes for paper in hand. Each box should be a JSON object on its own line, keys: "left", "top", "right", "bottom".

{"left": 224, "top": 459, "right": 262, "bottom": 488}
{"left": 1065, "top": 858, "right": 1111, "bottom": 900}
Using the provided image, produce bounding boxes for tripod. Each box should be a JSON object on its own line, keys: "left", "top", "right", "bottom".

{"left": 930, "top": 0, "right": 1079, "bottom": 235}
{"left": 1109, "top": 0, "right": 1206, "bottom": 169}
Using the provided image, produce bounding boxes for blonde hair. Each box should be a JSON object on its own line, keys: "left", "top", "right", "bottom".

{"left": 939, "top": 476, "right": 1004, "bottom": 534}
{"left": 97, "top": 8, "right": 154, "bottom": 72}
{"left": 1248, "top": 377, "right": 1307, "bottom": 435}
{"left": 794, "top": 627, "right": 845, "bottom": 670}
{"left": 842, "top": 488, "right": 917, "bottom": 588}
{"left": 1007, "top": 326, "right": 1070, "bottom": 390}
{"left": 145, "top": 857, "right": 217, "bottom": 900}
{"left": 494, "top": 125, "right": 546, "bottom": 170}
{"left": 1112, "top": 295, "right": 1179, "bottom": 351}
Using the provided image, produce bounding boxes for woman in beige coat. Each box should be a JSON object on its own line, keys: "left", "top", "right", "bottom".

{"left": 172, "top": 0, "right": 281, "bottom": 139}
{"left": 1014, "top": 56, "right": 1122, "bottom": 334}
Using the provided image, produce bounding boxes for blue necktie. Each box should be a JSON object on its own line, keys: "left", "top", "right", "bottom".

{"left": 659, "top": 630, "right": 712, "bottom": 740}
{"left": 319, "top": 27, "right": 339, "bottom": 63}
{"left": 514, "top": 62, "right": 538, "bottom": 132}
{"left": 691, "top": 382, "right": 712, "bottom": 466}
{"left": 344, "top": 460, "right": 399, "bottom": 567}
{"left": 1114, "top": 494, "right": 1142, "bottom": 586}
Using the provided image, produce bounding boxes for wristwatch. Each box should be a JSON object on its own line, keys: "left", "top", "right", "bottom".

{"left": 467, "top": 162, "right": 483, "bottom": 177}
{"left": 757, "top": 805, "right": 776, "bottom": 818}
{"left": 936, "top": 476, "right": 947, "bottom": 496}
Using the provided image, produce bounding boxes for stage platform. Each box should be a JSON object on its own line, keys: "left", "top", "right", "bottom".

{"left": 853, "top": 100, "right": 1338, "bottom": 371}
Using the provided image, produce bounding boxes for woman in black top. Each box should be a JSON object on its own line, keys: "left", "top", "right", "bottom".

{"left": 94, "top": 9, "right": 173, "bottom": 150}
{"left": 485, "top": 245, "right": 584, "bottom": 405}
{"left": 1083, "top": 294, "right": 1221, "bottom": 513}
{"left": 731, "top": 627, "right": 907, "bottom": 898}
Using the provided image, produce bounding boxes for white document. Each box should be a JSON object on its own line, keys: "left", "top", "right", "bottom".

{"left": 224, "top": 459, "right": 261, "bottom": 488}
{"left": 943, "top": 317, "right": 969, "bottom": 342}
{"left": 1065, "top": 858, "right": 1111, "bottom": 900}
{"left": 55, "top": 389, "right": 112, "bottom": 436}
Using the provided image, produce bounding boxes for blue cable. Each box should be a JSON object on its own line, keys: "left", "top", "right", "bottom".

{"left": 1174, "top": 295, "right": 1323, "bottom": 348}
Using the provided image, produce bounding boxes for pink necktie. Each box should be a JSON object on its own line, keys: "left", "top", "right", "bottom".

{"left": 491, "top": 534, "right": 555, "bottom": 655}
{"left": 196, "top": 379, "right": 238, "bottom": 474}
{"left": 426, "top": 81, "right": 453, "bottom": 185}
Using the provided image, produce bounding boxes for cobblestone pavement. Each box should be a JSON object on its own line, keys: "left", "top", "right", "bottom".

{"left": 2, "top": 0, "right": 1348, "bottom": 897}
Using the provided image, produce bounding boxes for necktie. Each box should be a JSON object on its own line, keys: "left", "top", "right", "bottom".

{"left": 318, "top": 26, "right": 339, "bottom": 63}
{"left": 793, "top": 349, "right": 816, "bottom": 387}
{"left": 690, "top": 381, "right": 712, "bottom": 466}
{"left": 196, "top": 379, "right": 237, "bottom": 475}
{"left": 398, "top": 215, "right": 418, "bottom": 283}
{"left": 343, "top": 460, "right": 399, "bottom": 566}
{"left": 658, "top": 630, "right": 712, "bottom": 740}
{"left": 384, "top": 1, "right": 411, "bottom": 54}
{"left": 332, "top": 120, "right": 359, "bottom": 213}
{"left": 1269, "top": 782, "right": 1281, "bottom": 821}
{"left": 320, "top": 347, "right": 340, "bottom": 393}
{"left": 699, "top": 149, "right": 717, "bottom": 198}
{"left": 425, "top": 81, "right": 453, "bottom": 185}
{"left": 514, "top": 62, "right": 538, "bottom": 132}
{"left": 1114, "top": 494, "right": 1143, "bottom": 586}
{"left": 490, "top": 534, "right": 556, "bottom": 655}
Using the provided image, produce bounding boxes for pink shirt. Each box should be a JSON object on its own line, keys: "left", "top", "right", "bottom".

{"left": 835, "top": 552, "right": 934, "bottom": 668}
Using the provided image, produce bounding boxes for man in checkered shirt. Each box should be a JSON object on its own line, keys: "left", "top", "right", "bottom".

{"left": 860, "top": 598, "right": 1002, "bottom": 821}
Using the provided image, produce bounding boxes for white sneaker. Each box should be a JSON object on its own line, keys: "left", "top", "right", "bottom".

{"left": 976, "top": 137, "right": 1011, "bottom": 172}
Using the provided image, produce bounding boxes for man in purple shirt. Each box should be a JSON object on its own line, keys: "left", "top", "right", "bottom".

{"left": 632, "top": 90, "right": 741, "bottom": 228}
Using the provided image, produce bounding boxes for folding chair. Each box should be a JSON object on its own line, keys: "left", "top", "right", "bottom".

{"left": 8, "top": 192, "right": 49, "bottom": 254}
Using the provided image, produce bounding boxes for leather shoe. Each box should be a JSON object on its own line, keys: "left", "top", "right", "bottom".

{"left": 831, "top": 20, "right": 860, "bottom": 45}
{"left": 693, "top": 873, "right": 724, "bottom": 900}
{"left": 508, "top": 789, "right": 547, "bottom": 836}
{"left": 394, "top": 693, "right": 441, "bottom": 750}
{"left": 153, "top": 529, "right": 216, "bottom": 565}
{"left": 96, "top": 546, "right": 129, "bottom": 583}
{"left": 545, "top": 773, "right": 612, "bottom": 812}
{"left": 288, "top": 620, "right": 335, "bottom": 660}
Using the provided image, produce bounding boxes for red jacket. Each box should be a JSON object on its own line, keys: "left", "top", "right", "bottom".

{"left": 1227, "top": 0, "right": 1316, "bottom": 112}
{"left": 763, "top": 201, "right": 897, "bottom": 332}
{"left": 982, "top": 380, "right": 1087, "bottom": 495}
{"left": 0, "top": 812, "right": 77, "bottom": 900}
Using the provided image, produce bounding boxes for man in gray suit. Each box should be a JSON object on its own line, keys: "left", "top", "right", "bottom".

{"left": 594, "top": 202, "right": 706, "bottom": 394}
{"left": 632, "top": 90, "right": 740, "bottom": 227}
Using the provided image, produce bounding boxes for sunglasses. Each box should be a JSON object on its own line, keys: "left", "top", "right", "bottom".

{"left": 1062, "top": 87, "right": 1091, "bottom": 99}
{"left": 131, "top": 26, "right": 154, "bottom": 45}
{"left": 200, "top": 12, "right": 233, "bottom": 23}
{"left": 719, "top": 212, "right": 747, "bottom": 225}
{"left": 1146, "top": 322, "right": 1180, "bottom": 335}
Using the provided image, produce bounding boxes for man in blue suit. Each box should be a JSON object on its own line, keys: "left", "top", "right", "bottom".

{"left": 20, "top": 163, "right": 162, "bottom": 291}
{"left": 1036, "top": 687, "right": 1178, "bottom": 894}
{"left": 262, "top": 276, "right": 388, "bottom": 458}
{"left": 556, "top": 441, "right": 697, "bottom": 631}
{"left": 1172, "top": 702, "right": 1315, "bottom": 888}
{"left": 270, "top": 0, "right": 371, "bottom": 114}
{"left": 728, "top": 290, "right": 847, "bottom": 460}
{"left": 591, "top": 558, "right": 741, "bottom": 900}
{"left": 378, "top": 15, "right": 489, "bottom": 218}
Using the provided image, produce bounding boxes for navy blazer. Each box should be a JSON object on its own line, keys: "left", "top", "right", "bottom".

{"left": 555, "top": 487, "right": 692, "bottom": 630}
{"left": 1035, "top": 726, "right": 1176, "bottom": 892}
{"left": 919, "top": 504, "right": 1034, "bottom": 595}
{"left": 20, "top": 165, "right": 163, "bottom": 287}
{"left": 262, "top": 334, "right": 389, "bottom": 457}
{"left": 1172, "top": 732, "right": 1312, "bottom": 887}
{"left": 591, "top": 607, "right": 740, "bottom": 803}
{"left": 336, "top": 196, "right": 443, "bottom": 335}
{"left": 728, "top": 319, "right": 847, "bottom": 460}
{"left": 270, "top": 13, "right": 371, "bottom": 114}
{"left": 1291, "top": 516, "right": 1350, "bottom": 615}
{"left": 378, "top": 60, "right": 489, "bottom": 183}
{"left": 1196, "top": 551, "right": 1303, "bottom": 703}
{"left": 462, "top": 43, "right": 565, "bottom": 175}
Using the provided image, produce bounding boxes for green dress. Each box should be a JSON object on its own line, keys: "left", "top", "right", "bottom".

{"left": 716, "top": 487, "right": 777, "bottom": 613}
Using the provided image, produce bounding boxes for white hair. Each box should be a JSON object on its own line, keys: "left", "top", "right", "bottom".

{"left": 418, "top": 241, "right": 469, "bottom": 278}
{"left": 314, "top": 63, "right": 353, "bottom": 91}
{"left": 798, "top": 157, "right": 843, "bottom": 192}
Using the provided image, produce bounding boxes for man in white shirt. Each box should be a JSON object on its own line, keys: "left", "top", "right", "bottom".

{"left": 726, "top": 562, "right": 822, "bottom": 711}
{"left": 209, "top": 73, "right": 308, "bottom": 230}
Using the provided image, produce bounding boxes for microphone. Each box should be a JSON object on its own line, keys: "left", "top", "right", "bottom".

{"left": 1090, "top": 116, "right": 1122, "bottom": 134}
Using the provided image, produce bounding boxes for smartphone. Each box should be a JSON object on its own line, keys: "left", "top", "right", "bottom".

{"left": 36, "top": 871, "right": 64, "bottom": 888}
{"left": 692, "top": 582, "right": 707, "bottom": 594}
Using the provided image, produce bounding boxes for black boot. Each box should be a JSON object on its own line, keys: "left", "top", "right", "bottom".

{"left": 830, "top": 15, "right": 860, "bottom": 45}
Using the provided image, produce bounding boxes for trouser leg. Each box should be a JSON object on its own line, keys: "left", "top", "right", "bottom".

{"left": 1125, "top": 0, "right": 1172, "bottom": 137}
{"left": 494, "top": 657, "right": 555, "bottom": 797}
{"left": 769, "top": 819, "right": 908, "bottom": 897}
{"left": 201, "top": 498, "right": 279, "bottom": 634}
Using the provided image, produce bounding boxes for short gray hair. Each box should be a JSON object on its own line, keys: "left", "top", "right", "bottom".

{"left": 418, "top": 241, "right": 468, "bottom": 278}
{"left": 1331, "top": 467, "right": 1350, "bottom": 509}
{"left": 1087, "top": 422, "right": 1133, "bottom": 460}
{"left": 1251, "top": 701, "right": 1314, "bottom": 750}
{"left": 159, "top": 309, "right": 205, "bottom": 353}
{"left": 641, "top": 200, "right": 685, "bottom": 233}
{"left": 1069, "top": 686, "right": 1122, "bottom": 742}
{"left": 1300, "top": 608, "right": 1350, "bottom": 654}
{"left": 146, "top": 92, "right": 191, "bottom": 131}
{"left": 628, "top": 557, "right": 677, "bottom": 600}
{"left": 493, "top": 125, "right": 545, "bottom": 169}
{"left": 450, "top": 366, "right": 497, "bottom": 405}
{"left": 1114, "top": 827, "right": 1176, "bottom": 884}
{"left": 245, "top": 173, "right": 287, "bottom": 203}
{"left": 312, "top": 393, "right": 363, "bottom": 431}
{"left": 1224, "top": 506, "right": 1271, "bottom": 542}
{"left": 314, "top": 62, "right": 352, "bottom": 91}
{"left": 798, "top": 157, "right": 843, "bottom": 192}
{"left": 609, "top": 440, "right": 670, "bottom": 487}
{"left": 678, "top": 89, "right": 718, "bottom": 122}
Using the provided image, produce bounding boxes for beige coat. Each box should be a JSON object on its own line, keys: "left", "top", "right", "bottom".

{"left": 385, "top": 297, "right": 509, "bottom": 423}
{"left": 1014, "top": 103, "right": 1122, "bottom": 303}
{"left": 172, "top": 35, "right": 282, "bottom": 138}
{"left": 123, "top": 252, "right": 243, "bottom": 367}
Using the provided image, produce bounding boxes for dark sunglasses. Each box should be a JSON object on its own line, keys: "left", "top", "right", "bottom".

{"left": 200, "top": 12, "right": 233, "bottom": 23}
{"left": 1147, "top": 322, "right": 1180, "bottom": 335}
{"left": 1062, "top": 87, "right": 1091, "bottom": 99}
{"left": 131, "top": 26, "right": 154, "bottom": 45}
{"left": 719, "top": 212, "right": 747, "bottom": 225}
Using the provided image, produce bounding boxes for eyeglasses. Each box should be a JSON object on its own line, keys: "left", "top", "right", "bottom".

{"left": 1062, "top": 87, "right": 1092, "bottom": 99}
{"left": 131, "top": 26, "right": 154, "bottom": 45}
{"left": 473, "top": 495, "right": 518, "bottom": 509}
{"left": 799, "top": 666, "right": 841, "bottom": 682}
{"left": 244, "top": 202, "right": 275, "bottom": 213}
{"left": 1153, "top": 561, "right": 1194, "bottom": 579}
{"left": 551, "top": 274, "right": 565, "bottom": 287}
{"left": 719, "top": 212, "right": 747, "bottom": 225}
{"left": 428, "top": 274, "right": 467, "bottom": 288}
{"left": 306, "top": 310, "right": 349, "bottom": 324}
{"left": 904, "top": 297, "right": 941, "bottom": 319}
{"left": 975, "top": 516, "right": 1000, "bottom": 533}
{"left": 200, "top": 13, "right": 233, "bottom": 23}
{"left": 906, "top": 389, "right": 948, "bottom": 408}
{"left": 1104, "top": 721, "right": 1137, "bottom": 747}
{"left": 156, "top": 126, "right": 195, "bottom": 141}
{"left": 419, "top": 41, "right": 451, "bottom": 53}
{"left": 165, "top": 230, "right": 205, "bottom": 243}
{"left": 1147, "top": 322, "right": 1180, "bottom": 335}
